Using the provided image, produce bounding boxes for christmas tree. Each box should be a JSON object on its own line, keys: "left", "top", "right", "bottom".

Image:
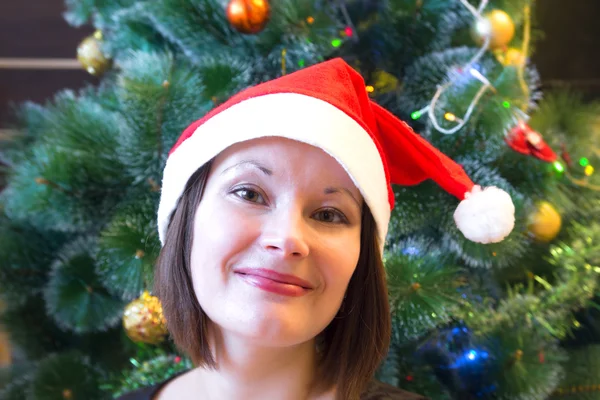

{"left": 1, "top": 0, "right": 599, "bottom": 398}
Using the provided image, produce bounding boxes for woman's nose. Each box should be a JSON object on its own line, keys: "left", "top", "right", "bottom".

{"left": 259, "top": 206, "right": 310, "bottom": 258}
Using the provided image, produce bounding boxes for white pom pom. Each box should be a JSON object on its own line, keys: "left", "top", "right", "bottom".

{"left": 453, "top": 185, "right": 515, "bottom": 244}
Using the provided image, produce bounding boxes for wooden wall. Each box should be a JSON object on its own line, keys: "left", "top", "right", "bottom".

{"left": 0, "top": 0, "right": 96, "bottom": 127}
{"left": 533, "top": 0, "right": 600, "bottom": 100}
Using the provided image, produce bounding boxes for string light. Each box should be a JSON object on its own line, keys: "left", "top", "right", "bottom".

{"left": 580, "top": 157, "right": 589, "bottom": 167}
{"left": 344, "top": 26, "right": 353, "bottom": 37}
{"left": 338, "top": 0, "right": 359, "bottom": 42}
{"left": 553, "top": 161, "right": 565, "bottom": 173}
{"left": 365, "top": 85, "right": 374, "bottom": 93}
{"left": 474, "top": 17, "right": 491, "bottom": 37}
{"left": 411, "top": 111, "right": 422, "bottom": 120}
{"left": 306, "top": 16, "right": 314, "bottom": 24}
{"left": 503, "top": 101, "right": 511, "bottom": 108}
{"left": 444, "top": 112, "right": 456, "bottom": 122}
{"left": 298, "top": 59, "right": 305, "bottom": 67}
{"left": 331, "top": 39, "right": 342, "bottom": 47}
{"left": 444, "top": 112, "right": 467, "bottom": 124}
{"left": 585, "top": 165, "right": 594, "bottom": 176}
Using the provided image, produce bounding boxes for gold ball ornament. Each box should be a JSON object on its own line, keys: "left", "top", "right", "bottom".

{"left": 527, "top": 201, "right": 562, "bottom": 242}
{"left": 76, "top": 30, "right": 111, "bottom": 76}
{"left": 226, "top": 0, "right": 271, "bottom": 34}
{"left": 123, "top": 291, "right": 168, "bottom": 345}
{"left": 0, "top": 300, "right": 10, "bottom": 367}
{"left": 0, "top": 327, "right": 10, "bottom": 367}
{"left": 472, "top": 9, "right": 515, "bottom": 50}
{"left": 496, "top": 47, "right": 526, "bottom": 67}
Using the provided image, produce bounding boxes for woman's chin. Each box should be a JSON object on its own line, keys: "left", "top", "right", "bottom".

{"left": 203, "top": 299, "right": 335, "bottom": 347}
{"left": 228, "top": 315, "right": 317, "bottom": 347}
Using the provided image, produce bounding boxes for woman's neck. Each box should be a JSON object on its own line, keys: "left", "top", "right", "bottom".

{"left": 192, "top": 332, "right": 333, "bottom": 400}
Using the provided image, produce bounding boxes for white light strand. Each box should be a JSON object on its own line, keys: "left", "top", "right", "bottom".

{"left": 460, "top": 0, "right": 482, "bottom": 17}
{"left": 428, "top": 79, "right": 491, "bottom": 134}
{"left": 424, "top": 0, "right": 494, "bottom": 134}
{"left": 477, "top": 0, "right": 489, "bottom": 14}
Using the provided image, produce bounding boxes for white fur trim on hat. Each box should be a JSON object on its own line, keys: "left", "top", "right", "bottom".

{"left": 453, "top": 185, "right": 515, "bottom": 244}
{"left": 157, "top": 92, "right": 391, "bottom": 254}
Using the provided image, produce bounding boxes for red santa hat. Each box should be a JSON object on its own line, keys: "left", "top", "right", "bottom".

{"left": 157, "top": 58, "right": 515, "bottom": 253}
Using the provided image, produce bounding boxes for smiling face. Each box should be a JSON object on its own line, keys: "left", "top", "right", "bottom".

{"left": 189, "top": 136, "right": 363, "bottom": 347}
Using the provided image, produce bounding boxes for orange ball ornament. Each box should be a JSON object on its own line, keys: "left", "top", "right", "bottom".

{"left": 226, "top": 0, "right": 271, "bottom": 34}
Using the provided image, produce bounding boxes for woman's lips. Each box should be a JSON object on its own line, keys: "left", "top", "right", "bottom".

{"left": 234, "top": 268, "right": 313, "bottom": 297}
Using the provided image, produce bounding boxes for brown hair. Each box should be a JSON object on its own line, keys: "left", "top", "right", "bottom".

{"left": 154, "top": 159, "right": 391, "bottom": 400}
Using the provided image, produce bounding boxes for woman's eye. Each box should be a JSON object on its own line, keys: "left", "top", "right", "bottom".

{"left": 315, "top": 209, "right": 348, "bottom": 224}
{"left": 233, "top": 187, "right": 266, "bottom": 204}
{"left": 232, "top": 188, "right": 347, "bottom": 224}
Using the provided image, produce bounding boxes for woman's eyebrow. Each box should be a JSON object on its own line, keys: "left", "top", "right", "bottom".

{"left": 220, "top": 160, "right": 273, "bottom": 176}
{"left": 324, "top": 187, "right": 362, "bottom": 209}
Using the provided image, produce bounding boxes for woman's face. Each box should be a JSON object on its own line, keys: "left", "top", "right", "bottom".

{"left": 190, "top": 136, "right": 363, "bottom": 347}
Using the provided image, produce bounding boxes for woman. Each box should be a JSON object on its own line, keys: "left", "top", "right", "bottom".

{"left": 119, "top": 58, "right": 514, "bottom": 400}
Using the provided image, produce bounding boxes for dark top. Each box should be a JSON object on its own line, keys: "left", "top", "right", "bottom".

{"left": 117, "top": 372, "right": 428, "bottom": 400}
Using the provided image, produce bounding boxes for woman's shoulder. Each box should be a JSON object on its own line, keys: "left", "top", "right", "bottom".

{"left": 114, "top": 371, "right": 185, "bottom": 400}
{"left": 115, "top": 385, "right": 157, "bottom": 400}
{"left": 361, "top": 380, "right": 430, "bottom": 400}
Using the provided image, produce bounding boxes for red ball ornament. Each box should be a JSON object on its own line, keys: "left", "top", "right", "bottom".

{"left": 226, "top": 0, "right": 271, "bottom": 34}
{"left": 505, "top": 121, "right": 557, "bottom": 162}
